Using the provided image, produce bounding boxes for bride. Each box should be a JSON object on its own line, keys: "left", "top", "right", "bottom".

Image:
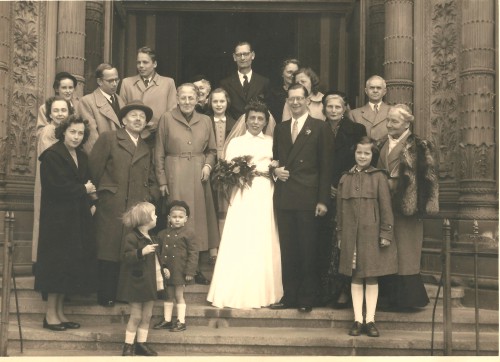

{"left": 207, "top": 100, "right": 283, "bottom": 309}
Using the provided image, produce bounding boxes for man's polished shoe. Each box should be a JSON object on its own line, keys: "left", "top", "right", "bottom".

{"left": 194, "top": 271, "right": 210, "bottom": 285}
{"left": 153, "top": 319, "right": 174, "bottom": 330}
{"left": 62, "top": 321, "right": 80, "bottom": 329}
{"left": 43, "top": 318, "right": 66, "bottom": 331}
{"left": 269, "top": 302, "right": 295, "bottom": 310}
{"left": 348, "top": 321, "right": 363, "bottom": 336}
{"left": 135, "top": 342, "right": 158, "bottom": 356}
{"left": 365, "top": 321, "right": 380, "bottom": 337}
{"left": 122, "top": 343, "right": 135, "bottom": 356}
{"left": 298, "top": 306, "right": 313, "bottom": 313}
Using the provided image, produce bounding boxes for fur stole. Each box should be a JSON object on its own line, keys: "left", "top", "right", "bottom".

{"left": 378, "top": 134, "right": 439, "bottom": 216}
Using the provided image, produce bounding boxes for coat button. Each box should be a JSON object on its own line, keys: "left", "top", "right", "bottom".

{"left": 188, "top": 141, "right": 192, "bottom": 145}
{"left": 355, "top": 188, "right": 359, "bottom": 191}
{"left": 144, "top": 182, "right": 148, "bottom": 187}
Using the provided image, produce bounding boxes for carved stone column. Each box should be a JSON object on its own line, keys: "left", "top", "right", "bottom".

{"left": 384, "top": 0, "right": 414, "bottom": 106}
{"left": 85, "top": 1, "right": 104, "bottom": 95}
{"left": 0, "top": 2, "right": 11, "bottom": 182}
{"left": 367, "top": 0, "right": 385, "bottom": 78}
{"left": 56, "top": 1, "right": 86, "bottom": 98}
{"left": 458, "top": 0, "right": 497, "bottom": 220}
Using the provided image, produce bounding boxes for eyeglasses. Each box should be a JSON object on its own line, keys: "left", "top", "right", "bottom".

{"left": 234, "top": 52, "right": 252, "bottom": 59}
{"left": 178, "top": 96, "right": 197, "bottom": 102}
{"left": 102, "top": 78, "right": 120, "bottom": 84}
{"left": 287, "top": 96, "right": 306, "bottom": 102}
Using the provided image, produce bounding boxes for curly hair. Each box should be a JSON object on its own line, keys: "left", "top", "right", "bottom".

{"left": 293, "top": 67, "right": 320, "bottom": 96}
{"left": 54, "top": 115, "right": 90, "bottom": 147}
{"left": 45, "top": 96, "right": 73, "bottom": 122}
{"left": 244, "top": 99, "right": 270, "bottom": 123}
{"left": 52, "top": 72, "right": 77, "bottom": 93}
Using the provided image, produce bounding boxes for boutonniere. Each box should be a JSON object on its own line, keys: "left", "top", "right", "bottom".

{"left": 305, "top": 129, "right": 312, "bottom": 136}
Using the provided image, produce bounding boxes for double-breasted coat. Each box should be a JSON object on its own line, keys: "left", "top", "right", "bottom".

{"left": 89, "top": 128, "right": 159, "bottom": 262}
{"left": 350, "top": 102, "right": 390, "bottom": 141}
{"left": 116, "top": 230, "right": 159, "bottom": 303}
{"left": 34, "top": 141, "right": 97, "bottom": 295}
{"left": 157, "top": 226, "right": 198, "bottom": 285}
{"left": 336, "top": 166, "right": 396, "bottom": 278}
{"left": 154, "top": 107, "right": 220, "bottom": 251}
{"left": 77, "top": 89, "right": 126, "bottom": 154}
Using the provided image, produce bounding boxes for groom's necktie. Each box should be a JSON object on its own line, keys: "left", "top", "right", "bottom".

{"left": 291, "top": 119, "right": 298, "bottom": 144}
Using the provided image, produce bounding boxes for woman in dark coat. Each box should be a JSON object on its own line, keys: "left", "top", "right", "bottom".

{"left": 89, "top": 100, "right": 159, "bottom": 307}
{"left": 377, "top": 104, "right": 439, "bottom": 309}
{"left": 35, "top": 116, "right": 97, "bottom": 331}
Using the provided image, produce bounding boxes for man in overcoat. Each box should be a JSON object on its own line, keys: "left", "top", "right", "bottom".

{"left": 271, "top": 83, "right": 333, "bottom": 312}
{"left": 78, "top": 63, "right": 125, "bottom": 154}
{"left": 89, "top": 100, "right": 158, "bottom": 307}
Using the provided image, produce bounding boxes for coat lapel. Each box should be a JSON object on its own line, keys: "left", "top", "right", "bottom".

{"left": 230, "top": 73, "right": 246, "bottom": 101}
{"left": 132, "top": 138, "right": 150, "bottom": 165}
{"left": 286, "top": 116, "right": 312, "bottom": 165}
{"left": 372, "top": 102, "right": 389, "bottom": 128}
{"left": 95, "top": 89, "right": 121, "bottom": 128}
{"left": 54, "top": 142, "right": 80, "bottom": 177}
{"left": 117, "top": 128, "right": 137, "bottom": 157}
{"left": 171, "top": 107, "right": 190, "bottom": 127}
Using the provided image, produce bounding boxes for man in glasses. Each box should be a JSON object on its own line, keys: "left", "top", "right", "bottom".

{"left": 78, "top": 63, "right": 125, "bottom": 153}
{"left": 220, "top": 41, "right": 270, "bottom": 120}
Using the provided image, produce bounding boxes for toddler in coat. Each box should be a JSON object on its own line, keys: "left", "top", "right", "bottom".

{"left": 154, "top": 200, "right": 198, "bottom": 332}
{"left": 336, "top": 136, "right": 397, "bottom": 337}
{"left": 116, "top": 202, "right": 163, "bottom": 356}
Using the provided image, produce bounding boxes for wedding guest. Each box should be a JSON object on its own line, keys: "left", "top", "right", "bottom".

{"left": 268, "top": 58, "right": 300, "bottom": 122}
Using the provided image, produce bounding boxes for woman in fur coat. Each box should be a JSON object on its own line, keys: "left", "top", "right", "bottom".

{"left": 376, "top": 104, "right": 439, "bottom": 309}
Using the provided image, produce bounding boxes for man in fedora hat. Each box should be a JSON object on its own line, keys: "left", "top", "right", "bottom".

{"left": 89, "top": 100, "right": 160, "bottom": 307}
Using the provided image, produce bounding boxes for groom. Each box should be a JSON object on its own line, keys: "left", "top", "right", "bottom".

{"left": 271, "top": 83, "right": 333, "bottom": 312}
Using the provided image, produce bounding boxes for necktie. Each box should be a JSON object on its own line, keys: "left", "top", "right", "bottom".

{"left": 374, "top": 104, "right": 379, "bottom": 114}
{"left": 291, "top": 119, "right": 298, "bottom": 143}
{"left": 110, "top": 94, "right": 121, "bottom": 124}
{"left": 243, "top": 75, "right": 249, "bottom": 97}
{"left": 144, "top": 78, "right": 149, "bottom": 88}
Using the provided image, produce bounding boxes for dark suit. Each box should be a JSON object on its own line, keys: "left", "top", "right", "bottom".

{"left": 220, "top": 72, "right": 270, "bottom": 120}
{"left": 273, "top": 115, "right": 333, "bottom": 306}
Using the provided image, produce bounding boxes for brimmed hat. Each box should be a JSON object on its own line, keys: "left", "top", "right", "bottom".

{"left": 119, "top": 100, "right": 153, "bottom": 122}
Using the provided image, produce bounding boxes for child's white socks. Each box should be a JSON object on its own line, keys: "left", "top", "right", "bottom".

{"left": 136, "top": 328, "right": 149, "bottom": 343}
{"left": 365, "top": 283, "right": 378, "bottom": 323}
{"left": 177, "top": 303, "right": 186, "bottom": 323}
{"left": 351, "top": 283, "right": 364, "bottom": 323}
{"left": 164, "top": 302, "right": 174, "bottom": 322}
{"left": 125, "top": 330, "right": 136, "bottom": 344}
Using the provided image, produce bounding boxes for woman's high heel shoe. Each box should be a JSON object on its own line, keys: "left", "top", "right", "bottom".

{"left": 43, "top": 318, "right": 66, "bottom": 331}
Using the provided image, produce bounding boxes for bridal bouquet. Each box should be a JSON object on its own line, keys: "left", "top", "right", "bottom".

{"left": 211, "top": 155, "right": 256, "bottom": 201}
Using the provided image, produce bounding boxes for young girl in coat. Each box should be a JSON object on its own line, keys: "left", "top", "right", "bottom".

{"left": 336, "top": 136, "right": 397, "bottom": 337}
{"left": 116, "top": 202, "right": 161, "bottom": 356}
{"left": 154, "top": 200, "right": 198, "bottom": 332}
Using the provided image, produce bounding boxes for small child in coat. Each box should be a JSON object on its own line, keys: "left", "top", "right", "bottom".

{"left": 336, "top": 136, "right": 397, "bottom": 337}
{"left": 116, "top": 202, "right": 162, "bottom": 356}
{"left": 153, "top": 200, "right": 198, "bottom": 332}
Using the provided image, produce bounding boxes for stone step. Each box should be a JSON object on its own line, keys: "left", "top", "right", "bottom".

{"left": 5, "top": 320, "right": 498, "bottom": 356}
{"left": 2, "top": 296, "right": 498, "bottom": 333}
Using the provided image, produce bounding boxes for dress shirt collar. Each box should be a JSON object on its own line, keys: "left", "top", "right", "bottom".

{"left": 369, "top": 101, "right": 383, "bottom": 111}
{"left": 291, "top": 112, "right": 308, "bottom": 135}
{"left": 238, "top": 70, "right": 252, "bottom": 85}
{"left": 99, "top": 88, "right": 113, "bottom": 102}
{"left": 244, "top": 130, "right": 265, "bottom": 139}
{"left": 125, "top": 129, "right": 139, "bottom": 146}
{"left": 214, "top": 116, "right": 226, "bottom": 123}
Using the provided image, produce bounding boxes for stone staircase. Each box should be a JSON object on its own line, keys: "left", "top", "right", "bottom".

{"left": 1, "top": 276, "right": 498, "bottom": 356}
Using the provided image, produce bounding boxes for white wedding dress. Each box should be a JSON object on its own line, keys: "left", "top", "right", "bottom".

{"left": 207, "top": 131, "right": 283, "bottom": 309}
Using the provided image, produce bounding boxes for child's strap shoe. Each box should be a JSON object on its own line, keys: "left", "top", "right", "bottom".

{"left": 169, "top": 320, "right": 187, "bottom": 332}
{"left": 135, "top": 342, "right": 158, "bottom": 356}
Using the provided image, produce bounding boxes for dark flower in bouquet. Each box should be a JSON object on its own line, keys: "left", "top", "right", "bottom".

{"left": 211, "top": 155, "right": 257, "bottom": 201}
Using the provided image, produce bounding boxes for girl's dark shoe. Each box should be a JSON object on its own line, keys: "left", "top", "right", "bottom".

{"left": 348, "top": 321, "right": 363, "bottom": 336}
{"left": 43, "top": 318, "right": 66, "bottom": 331}
{"left": 209, "top": 255, "right": 217, "bottom": 266}
{"left": 365, "top": 321, "right": 380, "bottom": 337}
{"left": 62, "top": 321, "right": 80, "bottom": 329}
{"left": 169, "top": 320, "right": 187, "bottom": 332}
{"left": 135, "top": 342, "right": 158, "bottom": 356}
{"left": 122, "top": 343, "right": 135, "bottom": 356}
{"left": 153, "top": 319, "right": 174, "bottom": 330}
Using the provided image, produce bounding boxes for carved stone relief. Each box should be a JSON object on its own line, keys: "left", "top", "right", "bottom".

{"left": 8, "top": 0, "right": 40, "bottom": 176}
{"left": 430, "top": 0, "right": 459, "bottom": 180}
